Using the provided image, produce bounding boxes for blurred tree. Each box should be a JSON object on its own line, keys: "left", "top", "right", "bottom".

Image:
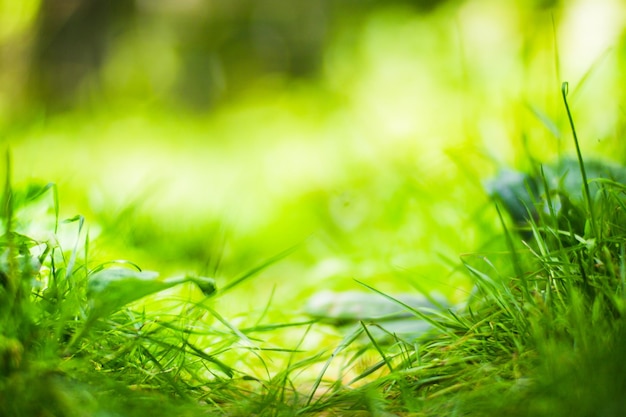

{"left": 27, "top": 0, "right": 137, "bottom": 111}
{"left": 18, "top": 0, "right": 458, "bottom": 113}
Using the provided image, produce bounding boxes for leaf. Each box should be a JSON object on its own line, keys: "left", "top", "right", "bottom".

{"left": 304, "top": 290, "right": 444, "bottom": 325}
{"left": 87, "top": 268, "right": 165, "bottom": 319}
{"left": 87, "top": 268, "right": 216, "bottom": 320}
{"left": 168, "top": 275, "right": 217, "bottom": 297}
{"left": 65, "top": 269, "right": 216, "bottom": 352}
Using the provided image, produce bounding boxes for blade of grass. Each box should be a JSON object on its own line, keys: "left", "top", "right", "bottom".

{"left": 561, "top": 81, "right": 597, "bottom": 238}
{"left": 360, "top": 321, "right": 394, "bottom": 373}
{"left": 493, "top": 201, "right": 534, "bottom": 304}
{"left": 305, "top": 324, "right": 365, "bottom": 406}
{"left": 355, "top": 280, "right": 457, "bottom": 337}
{"left": 218, "top": 244, "right": 299, "bottom": 294}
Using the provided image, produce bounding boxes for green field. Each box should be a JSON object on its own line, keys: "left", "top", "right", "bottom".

{"left": 2, "top": 1, "right": 626, "bottom": 415}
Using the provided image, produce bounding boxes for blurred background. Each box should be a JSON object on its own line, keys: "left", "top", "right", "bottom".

{"left": 1, "top": 0, "right": 626, "bottom": 322}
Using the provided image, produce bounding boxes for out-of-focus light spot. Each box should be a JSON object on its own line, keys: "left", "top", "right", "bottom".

{"left": 0, "top": 0, "right": 40, "bottom": 41}
{"left": 560, "top": 0, "right": 626, "bottom": 80}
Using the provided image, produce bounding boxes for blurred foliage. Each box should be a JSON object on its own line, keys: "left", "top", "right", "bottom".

{"left": 3, "top": 0, "right": 460, "bottom": 114}
{"left": 1, "top": 0, "right": 626, "bottom": 320}
{"left": 2, "top": 1, "right": 626, "bottom": 414}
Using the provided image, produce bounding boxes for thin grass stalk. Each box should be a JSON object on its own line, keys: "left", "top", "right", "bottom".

{"left": 561, "top": 82, "right": 597, "bottom": 238}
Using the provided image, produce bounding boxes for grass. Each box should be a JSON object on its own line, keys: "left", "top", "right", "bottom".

{"left": 0, "top": 158, "right": 308, "bottom": 416}
{"left": 3, "top": 81, "right": 626, "bottom": 417}
{"left": 358, "top": 83, "right": 626, "bottom": 416}
{"left": 3, "top": 3, "right": 626, "bottom": 415}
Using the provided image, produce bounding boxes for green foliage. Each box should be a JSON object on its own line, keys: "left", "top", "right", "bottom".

{"left": 2, "top": 2, "right": 626, "bottom": 416}
{"left": 0, "top": 158, "right": 293, "bottom": 416}
{"left": 333, "top": 86, "right": 626, "bottom": 417}
{"left": 4, "top": 95, "right": 626, "bottom": 415}
{"left": 3, "top": 106, "right": 626, "bottom": 416}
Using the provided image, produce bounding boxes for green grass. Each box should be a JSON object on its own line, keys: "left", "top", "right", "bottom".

{"left": 3, "top": 4, "right": 626, "bottom": 415}
{"left": 336, "top": 83, "right": 626, "bottom": 416}
{"left": 0, "top": 159, "right": 309, "bottom": 416}
{"left": 3, "top": 86, "right": 626, "bottom": 417}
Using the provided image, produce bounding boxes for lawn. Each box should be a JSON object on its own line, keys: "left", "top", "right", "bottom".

{"left": 2, "top": 1, "right": 626, "bottom": 416}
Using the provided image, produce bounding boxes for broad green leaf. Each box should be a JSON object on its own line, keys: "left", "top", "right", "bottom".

{"left": 87, "top": 268, "right": 216, "bottom": 320}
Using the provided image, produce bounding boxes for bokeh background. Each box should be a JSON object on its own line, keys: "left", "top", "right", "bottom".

{"left": 1, "top": 0, "right": 626, "bottom": 327}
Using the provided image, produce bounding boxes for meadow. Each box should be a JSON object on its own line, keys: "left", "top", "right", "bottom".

{"left": 2, "top": 1, "right": 626, "bottom": 415}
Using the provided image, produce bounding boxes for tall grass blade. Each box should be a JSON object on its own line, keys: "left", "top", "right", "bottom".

{"left": 561, "top": 82, "right": 596, "bottom": 237}
{"left": 306, "top": 325, "right": 365, "bottom": 406}
{"left": 219, "top": 244, "right": 299, "bottom": 294}
{"left": 356, "top": 280, "right": 455, "bottom": 336}
{"left": 360, "top": 321, "right": 394, "bottom": 373}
